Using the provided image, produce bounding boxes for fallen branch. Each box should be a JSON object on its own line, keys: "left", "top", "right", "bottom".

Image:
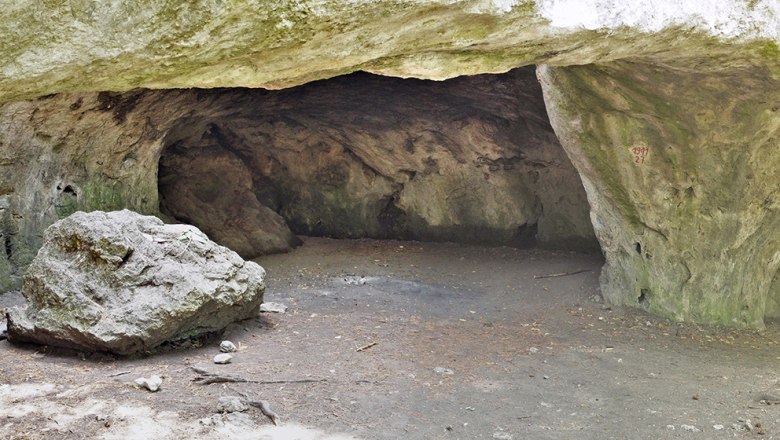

{"left": 228, "top": 387, "right": 280, "bottom": 425}
{"left": 533, "top": 269, "right": 590, "bottom": 279}
{"left": 107, "top": 370, "right": 131, "bottom": 377}
{"left": 356, "top": 342, "right": 377, "bottom": 352}
{"left": 247, "top": 399, "right": 280, "bottom": 425}
{"left": 191, "top": 367, "right": 251, "bottom": 384}
{"left": 191, "top": 367, "right": 327, "bottom": 386}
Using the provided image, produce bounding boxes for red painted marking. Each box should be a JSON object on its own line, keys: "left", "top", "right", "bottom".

{"left": 630, "top": 145, "right": 649, "bottom": 165}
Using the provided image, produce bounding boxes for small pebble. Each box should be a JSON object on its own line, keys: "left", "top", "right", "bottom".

{"left": 543, "top": 375, "right": 550, "bottom": 380}
{"left": 433, "top": 367, "right": 454, "bottom": 375}
{"left": 217, "top": 396, "right": 249, "bottom": 413}
{"left": 680, "top": 424, "right": 700, "bottom": 432}
{"left": 713, "top": 425, "right": 724, "bottom": 430}
{"left": 528, "top": 347, "right": 539, "bottom": 354}
{"left": 220, "top": 341, "right": 237, "bottom": 353}
{"left": 260, "top": 302, "right": 288, "bottom": 314}
{"left": 214, "top": 353, "right": 233, "bottom": 364}
{"left": 134, "top": 375, "right": 162, "bottom": 392}
{"left": 492, "top": 432, "right": 513, "bottom": 440}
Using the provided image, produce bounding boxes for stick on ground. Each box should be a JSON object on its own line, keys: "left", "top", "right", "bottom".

{"left": 356, "top": 342, "right": 378, "bottom": 352}
{"left": 191, "top": 367, "right": 327, "bottom": 385}
{"left": 533, "top": 269, "right": 590, "bottom": 279}
{"left": 228, "top": 387, "right": 280, "bottom": 425}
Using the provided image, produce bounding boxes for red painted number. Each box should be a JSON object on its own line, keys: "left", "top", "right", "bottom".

{"left": 630, "top": 145, "right": 649, "bottom": 165}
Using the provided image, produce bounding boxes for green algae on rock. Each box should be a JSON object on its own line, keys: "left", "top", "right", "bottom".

{"left": 539, "top": 62, "right": 780, "bottom": 329}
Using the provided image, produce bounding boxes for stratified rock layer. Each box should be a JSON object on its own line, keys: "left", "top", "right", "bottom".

{"left": 1, "top": 1, "right": 778, "bottom": 102}
{"left": 7, "top": 210, "right": 266, "bottom": 354}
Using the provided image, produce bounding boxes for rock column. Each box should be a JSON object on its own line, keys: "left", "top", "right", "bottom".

{"left": 539, "top": 62, "right": 780, "bottom": 328}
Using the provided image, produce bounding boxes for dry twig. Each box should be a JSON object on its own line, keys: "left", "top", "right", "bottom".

{"left": 191, "top": 366, "right": 327, "bottom": 386}
{"left": 533, "top": 269, "right": 590, "bottom": 279}
{"left": 228, "top": 387, "right": 280, "bottom": 425}
{"left": 356, "top": 342, "right": 378, "bottom": 352}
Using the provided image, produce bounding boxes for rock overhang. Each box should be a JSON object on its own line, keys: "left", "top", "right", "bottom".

{"left": 1, "top": 1, "right": 779, "bottom": 102}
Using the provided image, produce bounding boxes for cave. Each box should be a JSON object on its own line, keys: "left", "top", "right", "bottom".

{"left": 155, "top": 66, "right": 598, "bottom": 259}
{"left": 5, "top": 2, "right": 780, "bottom": 438}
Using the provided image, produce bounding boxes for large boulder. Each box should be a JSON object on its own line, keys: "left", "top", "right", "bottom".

{"left": 6, "top": 210, "right": 265, "bottom": 354}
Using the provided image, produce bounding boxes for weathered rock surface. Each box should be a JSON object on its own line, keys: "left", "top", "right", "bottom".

{"left": 0, "top": 1, "right": 778, "bottom": 102}
{"left": 159, "top": 68, "right": 596, "bottom": 249}
{"left": 7, "top": 210, "right": 265, "bottom": 354}
{"left": 159, "top": 143, "right": 301, "bottom": 259}
{"left": 539, "top": 62, "right": 780, "bottom": 328}
{"left": 1, "top": 1, "right": 780, "bottom": 328}
{"left": 0, "top": 67, "right": 597, "bottom": 286}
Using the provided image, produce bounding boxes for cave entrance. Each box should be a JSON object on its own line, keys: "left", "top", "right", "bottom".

{"left": 157, "top": 66, "right": 597, "bottom": 259}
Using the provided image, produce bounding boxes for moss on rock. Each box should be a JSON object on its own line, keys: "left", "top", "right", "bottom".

{"left": 540, "top": 61, "right": 780, "bottom": 329}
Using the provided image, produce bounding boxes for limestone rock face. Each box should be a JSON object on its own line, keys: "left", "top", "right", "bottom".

{"left": 158, "top": 68, "right": 596, "bottom": 249}
{"left": 0, "top": 68, "right": 597, "bottom": 286}
{"left": 1, "top": 1, "right": 778, "bottom": 102}
{"left": 7, "top": 210, "right": 265, "bottom": 354}
{"left": 159, "top": 142, "right": 302, "bottom": 259}
{"left": 1, "top": 1, "right": 780, "bottom": 328}
{"left": 539, "top": 63, "right": 780, "bottom": 329}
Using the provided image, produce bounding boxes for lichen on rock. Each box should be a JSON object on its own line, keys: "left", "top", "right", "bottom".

{"left": 539, "top": 61, "right": 780, "bottom": 328}
{"left": 7, "top": 210, "right": 266, "bottom": 354}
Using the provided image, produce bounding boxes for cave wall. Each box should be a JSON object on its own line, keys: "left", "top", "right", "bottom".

{"left": 539, "top": 62, "right": 780, "bottom": 328}
{"left": 158, "top": 68, "right": 596, "bottom": 251}
{"left": 0, "top": 92, "right": 170, "bottom": 289}
{"left": 0, "top": 68, "right": 596, "bottom": 285}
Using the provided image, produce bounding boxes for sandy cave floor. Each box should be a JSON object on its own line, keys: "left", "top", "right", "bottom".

{"left": 1, "top": 236, "right": 780, "bottom": 439}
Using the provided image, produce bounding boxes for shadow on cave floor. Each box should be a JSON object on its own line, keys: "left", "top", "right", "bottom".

{"left": 2, "top": 237, "right": 780, "bottom": 439}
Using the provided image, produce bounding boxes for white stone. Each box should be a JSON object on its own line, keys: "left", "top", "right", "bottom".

{"left": 260, "top": 302, "right": 288, "bottom": 314}
{"left": 219, "top": 341, "right": 237, "bottom": 353}
{"left": 213, "top": 354, "right": 233, "bottom": 364}
{"left": 217, "top": 396, "right": 248, "bottom": 413}
{"left": 134, "top": 375, "right": 162, "bottom": 392}
{"left": 536, "top": 0, "right": 780, "bottom": 40}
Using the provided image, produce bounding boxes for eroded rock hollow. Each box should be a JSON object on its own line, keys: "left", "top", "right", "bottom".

{"left": 0, "top": 67, "right": 596, "bottom": 288}
{"left": 159, "top": 68, "right": 596, "bottom": 255}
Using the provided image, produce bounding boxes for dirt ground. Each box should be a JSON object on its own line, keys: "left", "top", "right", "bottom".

{"left": 1, "top": 236, "right": 780, "bottom": 439}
